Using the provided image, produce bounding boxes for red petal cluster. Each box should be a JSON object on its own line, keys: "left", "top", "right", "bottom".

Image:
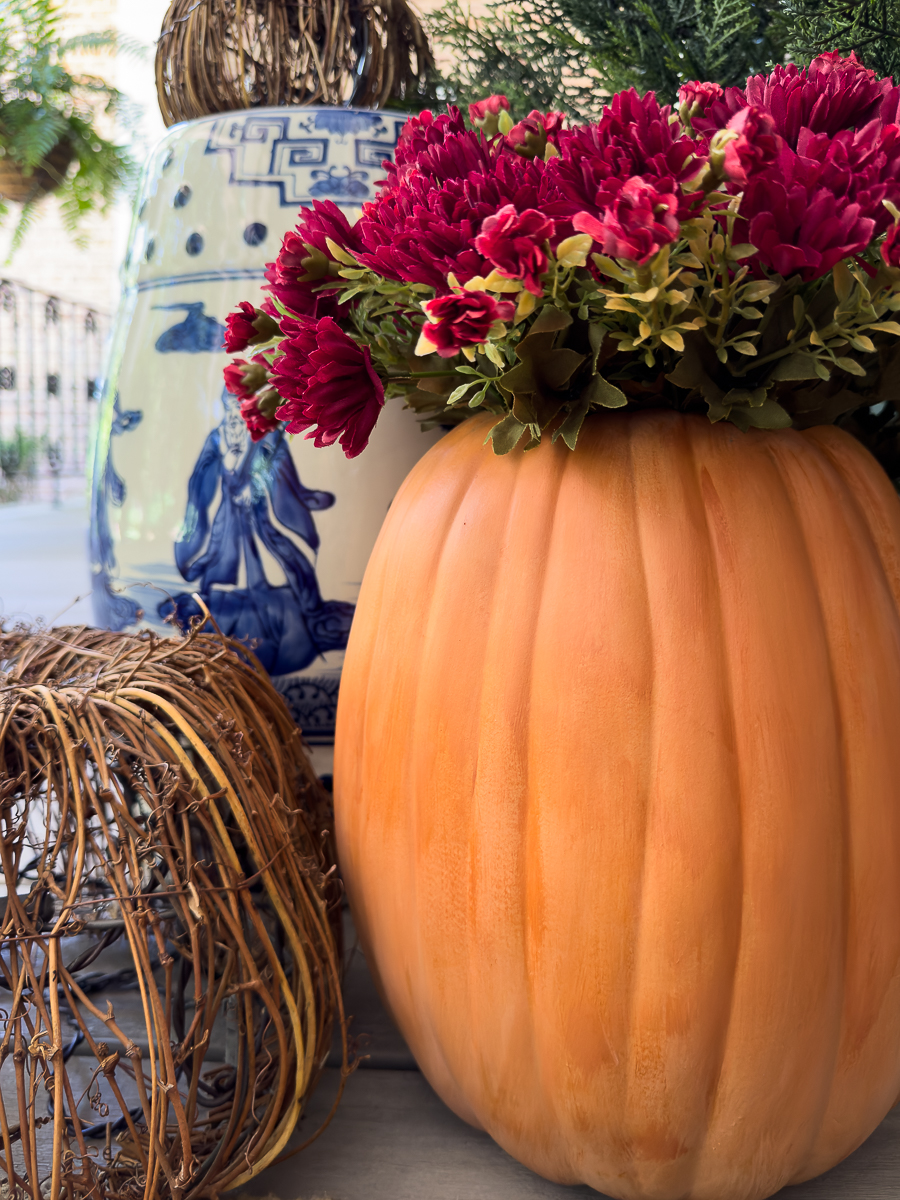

{"left": 224, "top": 357, "right": 281, "bottom": 442}
{"left": 507, "top": 110, "right": 565, "bottom": 159}
{"left": 469, "top": 95, "right": 510, "bottom": 124}
{"left": 717, "top": 106, "right": 783, "bottom": 188}
{"left": 475, "top": 205, "right": 555, "bottom": 294}
{"left": 678, "top": 81, "right": 724, "bottom": 113}
{"left": 270, "top": 317, "right": 385, "bottom": 459}
{"left": 573, "top": 176, "right": 681, "bottom": 264}
{"left": 882, "top": 223, "right": 900, "bottom": 268}
{"left": 224, "top": 302, "right": 259, "bottom": 353}
{"left": 696, "top": 51, "right": 899, "bottom": 147}
{"left": 420, "top": 291, "right": 515, "bottom": 357}
{"left": 544, "top": 89, "right": 704, "bottom": 226}
{"left": 264, "top": 200, "right": 362, "bottom": 320}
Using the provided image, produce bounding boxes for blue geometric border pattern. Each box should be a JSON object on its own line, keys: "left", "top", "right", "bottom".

{"left": 274, "top": 674, "right": 342, "bottom": 743}
{"left": 137, "top": 269, "right": 268, "bottom": 294}
{"left": 204, "top": 109, "right": 408, "bottom": 206}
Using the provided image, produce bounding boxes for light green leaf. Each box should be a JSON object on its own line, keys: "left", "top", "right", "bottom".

{"left": 447, "top": 382, "right": 477, "bottom": 404}
{"left": 731, "top": 341, "right": 758, "bottom": 356}
{"left": 552, "top": 397, "right": 591, "bottom": 450}
{"left": 742, "top": 399, "right": 793, "bottom": 429}
{"left": 769, "top": 352, "right": 819, "bottom": 381}
{"left": 869, "top": 321, "right": 900, "bottom": 336}
{"left": 485, "top": 412, "right": 528, "bottom": 455}
{"left": 583, "top": 373, "right": 628, "bottom": 409}
{"left": 833, "top": 357, "right": 867, "bottom": 376}
{"left": 728, "top": 243, "right": 757, "bottom": 260}
{"left": 832, "top": 260, "right": 854, "bottom": 304}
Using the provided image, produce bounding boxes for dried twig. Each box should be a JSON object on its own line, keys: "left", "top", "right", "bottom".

{"left": 0, "top": 623, "right": 349, "bottom": 1200}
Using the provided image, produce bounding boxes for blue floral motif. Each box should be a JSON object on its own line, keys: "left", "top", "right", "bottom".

{"left": 154, "top": 302, "right": 226, "bottom": 352}
{"left": 308, "top": 166, "right": 370, "bottom": 198}
{"left": 313, "top": 111, "right": 386, "bottom": 136}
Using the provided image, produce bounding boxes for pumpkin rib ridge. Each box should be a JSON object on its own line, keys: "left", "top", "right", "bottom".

{"left": 339, "top": 431, "right": 489, "bottom": 1125}
{"left": 775, "top": 431, "right": 900, "bottom": 1177}
{"left": 762, "top": 435, "right": 852, "bottom": 1179}
{"left": 407, "top": 449, "right": 502, "bottom": 1124}
{"left": 679, "top": 416, "right": 746, "bottom": 1197}
{"left": 499, "top": 440, "right": 572, "bottom": 1174}
{"left": 619, "top": 415, "right": 666, "bottom": 1196}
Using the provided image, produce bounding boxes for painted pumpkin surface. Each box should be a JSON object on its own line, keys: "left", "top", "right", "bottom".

{"left": 334, "top": 410, "right": 900, "bottom": 1200}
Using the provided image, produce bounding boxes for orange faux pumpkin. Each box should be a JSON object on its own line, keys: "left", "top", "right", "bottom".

{"left": 334, "top": 409, "right": 900, "bottom": 1200}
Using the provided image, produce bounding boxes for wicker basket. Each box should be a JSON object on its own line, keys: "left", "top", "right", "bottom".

{"left": 0, "top": 141, "right": 74, "bottom": 204}
{"left": 155, "top": 0, "right": 433, "bottom": 125}
{"left": 0, "top": 623, "right": 348, "bottom": 1200}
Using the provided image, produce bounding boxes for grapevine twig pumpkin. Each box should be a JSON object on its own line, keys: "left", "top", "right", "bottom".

{"left": 0, "top": 623, "right": 348, "bottom": 1200}
{"left": 154, "top": 0, "right": 433, "bottom": 125}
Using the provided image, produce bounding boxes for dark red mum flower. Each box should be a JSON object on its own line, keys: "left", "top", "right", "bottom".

{"left": 357, "top": 151, "right": 549, "bottom": 289}
{"left": 882, "top": 222, "right": 900, "bottom": 267}
{"left": 694, "top": 52, "right": 899, "bottom": 149}
{"left": 224, "top": 301, "right": 280, "bottom": 353}
{"left": 239, "top": 391, "right": 281, "bottom": 442}
{"left": 381, "top": 106, "right": 470, "bottom": 191}
{"left": 545, "top": 89, "right": 703, "bottom": 224}
{"left": 474, "top": 204, "right": 555, "bottom": 294}
{"left": 420, "top": 291, "right": 515, "bottom": 357}
{"left": 469, "top": 95, "right": 510, "bottom": 125}
{"left": 716, "top": 106, "right": 783, "bottom": 187}
{"left": 271, "top": 317, "right": 385, "bottom": 459}
{"left": 264, "top": 200, "right": 362, "bottom": 320}
{"left": 507, "top": 110, "right": 566, "bottom": 159}
{"left": 678, "top": 81, "right": 724, "bottom": 113}
{"left": 735, "top": 154, "right": 875, "bottom": 280}
{"left": 573, "top": 176, "right": 681, "bottom": 264}
{"left": 224, "top": 357, "right": 268, "bottom": 401}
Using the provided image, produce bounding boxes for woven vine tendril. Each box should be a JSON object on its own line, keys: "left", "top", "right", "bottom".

{"left": 0, "top": 623, "right": 348, "bottom": 1200}
{"left": 154, "top": 0, "right": 434, "bottom": 126}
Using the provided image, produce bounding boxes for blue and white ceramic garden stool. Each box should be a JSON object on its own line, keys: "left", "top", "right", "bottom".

{"left": 89, "top": 107, "right": 440, "bottom": 759}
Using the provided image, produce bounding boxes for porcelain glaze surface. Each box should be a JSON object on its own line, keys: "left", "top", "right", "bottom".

{"left": 90, "top": 107, "right": 440, "bottom": 742}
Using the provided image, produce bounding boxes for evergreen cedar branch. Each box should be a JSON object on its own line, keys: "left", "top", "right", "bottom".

{"left": 420, "top": 0, "right": 900, "bottom": 123}
{"left": 0, "top": 0, "right": 136, "bottom": 253}
{"left": 224, "top": 53, "right": 900, "bottom": 463}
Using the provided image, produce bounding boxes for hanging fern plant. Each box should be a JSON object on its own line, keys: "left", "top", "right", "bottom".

{"left": 0, "top": 0, "right": 137, "bottom": 254}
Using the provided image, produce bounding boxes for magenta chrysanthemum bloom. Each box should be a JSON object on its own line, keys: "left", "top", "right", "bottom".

{"left": 475, "top": 204, "right": 556, "bottom": 294}
{"left": 224, "top": 356, "right": 268, "bottom": 402}
{"left": 264, "top": 200, "right": 361, "bottom": 320}
{"left": 469, "top": 95, "right": 510, "bottom": 124}
{"left": 507, "top": 110, "right": 566, "bottom": 159}
{"left": 224, "top": 302, "right": 259, "bottom": 353}
{"left": 545, "top": 89, "right": 704, "bottom": 224}
{"left": 694, "top": 52, "right": 900, "bottom": 149}
{"left": 796, "top": 121, "right": 900, "bottom": 235}
{"left": 224, "top": 301, "right": 279, "bottom": 353}
{"left": 573, "top": 176, "right": 681, "bottom": 264}
{"left": 678, "top": 81, "right": 724, "bottom": 112}
{"left": 882, "top": 223, "right": 900, "bottom": 267}
{"left": 380, "top": 107, "right": 469, "bottom": 191}
{"left": 717, "top": 106, "right": 783, "bottom": 187}
{"left": 357, "top": 151, "right": 550, "bottom": 289}
{"left": 420, "top": 291, "right": 515, "bottom": 357}
{"left": 239, "top": 393, "right": 280, "bottom": 442}
{"left": 734, "top": 155, "right": 875, "bottom": 280}
{"left": 271, "top": 317, "right": 385, "bottom": 459}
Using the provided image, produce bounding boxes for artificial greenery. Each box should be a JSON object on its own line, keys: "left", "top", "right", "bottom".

{"left": 424, "top": 0, "right": 898, "bottom": 119}
{"left": 0, "top": 427, "right": 41, "bottom": 500}
{"left": 0, "top": 0, "right": 136, "bottom": 252}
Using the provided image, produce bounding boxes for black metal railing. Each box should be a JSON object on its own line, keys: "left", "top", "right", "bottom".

{"left": 0, "top": 279, "right": 110, "bottom": 503}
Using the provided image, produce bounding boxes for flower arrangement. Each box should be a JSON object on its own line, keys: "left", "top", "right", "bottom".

{"left": 225, "top": 51, "right": 900, "bottom": 459}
